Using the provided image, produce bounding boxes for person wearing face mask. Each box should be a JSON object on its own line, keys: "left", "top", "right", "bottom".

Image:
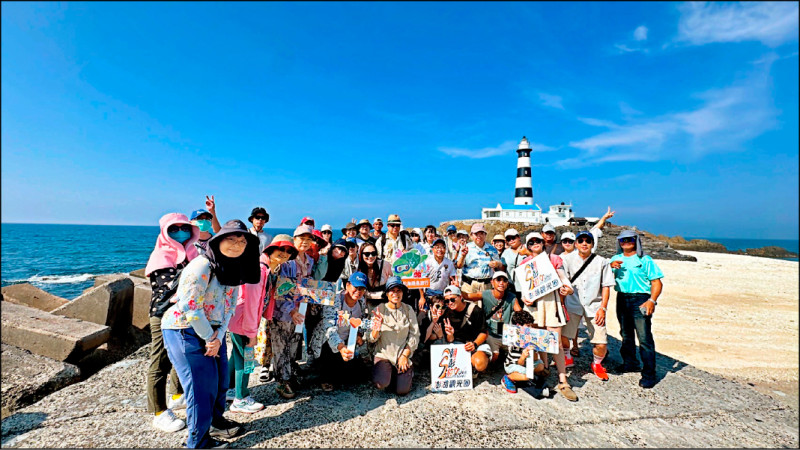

{"left": 247, "top": 207, "right": 273, "bottom": 253}
{"left": 161, "top": 220, "right": 261, "bottom": 449}
{"left": 190, "top": 196, "right": 222, "bottom": 256}
{"left": 144, "top": 213, "right": 200, "bottom": 433}
{"left": 226, "top": 234, "right": 298, "bottom": 413}
{"left": 368, "top": 277, "right": 420, "bottom": 396}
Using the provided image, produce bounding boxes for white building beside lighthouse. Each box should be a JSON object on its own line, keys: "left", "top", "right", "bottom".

{"left": 481, "top": 136, "right": 577, "bottom": 226}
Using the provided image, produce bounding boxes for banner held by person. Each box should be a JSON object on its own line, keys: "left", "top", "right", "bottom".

{"left": 430, "top": 344, "right": 473, "bottom": 392}
{"left": 392, "top": 249, "right": 430, "bottom": 288}
{"left": 276, "top": 276, "right": 336, "bottom": 333}
{"left": 513, "top": 252, "right": 562, "bottom": 302}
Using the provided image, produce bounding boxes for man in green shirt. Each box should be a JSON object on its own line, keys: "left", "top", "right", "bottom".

{"left": 464, "top": 271, "right": 516, "bottom": 364}
{"left": 609, "top": 230, "right": 664, "bottom": 388}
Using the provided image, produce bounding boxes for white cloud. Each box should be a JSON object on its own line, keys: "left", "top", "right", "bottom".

{"left": 565, "top": 55, "right": 779, "bottom": 165}
{"left": 619, "top": 102, "right": 643, "bottom": 117}
{"left": 439, "top": 140, "right": 555, "bottom": 159}
{"left": 537, "top": 92, "right": 564, "bottom": 110}
{"left": 634, "top": 25, "right": 649, "bottom": 41}
{"left": 676, "top": 2, "right": 799, "bottom": 47}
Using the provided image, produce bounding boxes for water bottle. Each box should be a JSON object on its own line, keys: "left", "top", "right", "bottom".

{"left": 243, "top": 347, "right": 256, "bottom": 374}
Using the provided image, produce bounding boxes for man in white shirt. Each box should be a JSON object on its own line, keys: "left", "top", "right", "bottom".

{"left": 560, "top": 230, "right": 616, "bottom": 380}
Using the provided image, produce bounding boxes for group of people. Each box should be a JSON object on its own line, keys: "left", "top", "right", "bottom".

{"left": 144, "top": 198, "right": 664, "bottom": 448}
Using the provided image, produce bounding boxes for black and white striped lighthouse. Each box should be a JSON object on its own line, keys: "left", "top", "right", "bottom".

{"left": 514, "top": 136, "right": 533, "bottom": 205}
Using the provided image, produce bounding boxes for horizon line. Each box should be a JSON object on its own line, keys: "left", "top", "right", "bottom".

{"left": 1, "top": 222, "right": 797, "bottom": 241}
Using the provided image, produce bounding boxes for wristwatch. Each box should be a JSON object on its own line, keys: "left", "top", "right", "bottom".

{"left": 649, "top": 298, "right": 658, "bottom": 306}
{"left": 600, "top": 306, "right": 608, "bottom": 312}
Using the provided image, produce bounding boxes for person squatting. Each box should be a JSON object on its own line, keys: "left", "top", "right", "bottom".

{"left": 145, "top": 198, "right": 663, "bottom": 448}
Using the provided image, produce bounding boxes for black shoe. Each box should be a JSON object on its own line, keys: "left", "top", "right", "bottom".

{"left": 639, "top": 378, "right": 657, "bottom": 389}
{"left": 209, "top": 417, "right": 242, "bottom": 439}
{"left": 181, "top": 439, "right": 228, "bottom": 449}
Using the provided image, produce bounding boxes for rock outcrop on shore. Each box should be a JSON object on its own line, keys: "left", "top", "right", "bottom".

{"left": 439, "top": 221, "right": 698, "bottom": 261}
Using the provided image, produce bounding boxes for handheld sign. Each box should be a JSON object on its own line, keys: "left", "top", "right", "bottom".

{"left": 513, "top": 252, "right": 563, "bottom": 303}
{"left": 392, "top": 249, "right": 431, "bottom": 288}
{"left": 346, "top": 317, "right": 361, "bottom": 353}
{"left": 276, "top": 276, "right": 336, "bottom": 333}
{"left": 430, "top": 344, "right": 473, "bottom": 392}
{"left": 502, "top": 323, "right": 560, "bottom": 354}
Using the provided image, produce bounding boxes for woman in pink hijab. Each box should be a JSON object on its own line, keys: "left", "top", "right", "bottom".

{"left": 144, "top": 213, "right": 199, "bottom": 433}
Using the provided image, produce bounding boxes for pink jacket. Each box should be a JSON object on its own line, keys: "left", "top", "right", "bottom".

{"left": 228, "top": 254, "right": 273, "bottom": 339}
{"left": 144, "top": 213, "right": 199, "bottom": 277}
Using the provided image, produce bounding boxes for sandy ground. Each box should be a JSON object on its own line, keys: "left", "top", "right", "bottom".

{"left": 604, "top": 250, "right": 799, "bottom": 409}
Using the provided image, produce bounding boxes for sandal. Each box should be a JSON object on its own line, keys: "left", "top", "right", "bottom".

{"left": 570, "top": 347, "right": 580, "bottom": 357}
{"left": 556, "top": 383, "right": 578, "bottom": 402}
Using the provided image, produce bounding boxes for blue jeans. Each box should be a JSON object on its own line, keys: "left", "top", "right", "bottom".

{"left": 163, "top": 327, "right": 228, "bottom": 449}
{"left": 616, "top": 293, "right": 656, "bottom": 382}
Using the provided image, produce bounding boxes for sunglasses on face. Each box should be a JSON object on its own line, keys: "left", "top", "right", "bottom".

{"left": 274, "top": 246, "right": 293, "bottom": 254}
{"left": 561, "top": 239, "right": 574, "bottom": 244}
{"left": 433, "top": 304, "right": 446, "bottom": 310}
{"left": 507, "top": 235, "right": 520, "bottom": 240}
{"left": 576, "top": 238, "right": 593, "bottom": 244}
{"left": 253, "top": 216, "right": 268, "bottom": 221}
{"left": 527, "top": 239, "right": 544, "bottom": 245}
{"left": 443, "top": 297, "right": 458, "bottom": 303}
{"left": 493, "top": 278, "right": 508, "bottom": 283}
{"left": 168, "top": 224, "right": 192, "bottom": 233}
{"left": 363, "top": 251, "right": 377, "bottom": 257}
{"left": 411, "top": 233, "right": 419, "bottom": 237}
{"left": 322, "top": 231, "right": 332, "bottom": 235}
{"left": 388, "top": 224, "right": 400, "bottom": 228}
{"left": 619, "top": 237, "right": 636, "bottom": 243}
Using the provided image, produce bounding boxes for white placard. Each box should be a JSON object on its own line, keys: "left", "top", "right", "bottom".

{"left": 430, "top": 344, "right": 473, "bottom": 392}
{"left": 513, "top": 252, "right": 563, "bottom": 303}
{"left": 294, "top": 302, "right": 308, "bottom": 334}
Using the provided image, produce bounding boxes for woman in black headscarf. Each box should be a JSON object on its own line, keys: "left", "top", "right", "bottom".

{"left": 162, "top": 219, "right": 260, "bottom": 449}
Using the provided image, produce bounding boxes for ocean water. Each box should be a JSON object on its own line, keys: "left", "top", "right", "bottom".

{"left": 2, "top": 224, "right": 796, "bottom": 300}
{"left": 0, "top": 223, "right": 317, "bottom": 300}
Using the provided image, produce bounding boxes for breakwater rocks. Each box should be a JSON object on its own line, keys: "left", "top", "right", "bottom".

{"left": 657, "top": 236, "right": 799, "bottom": 258}
{"left": 439, "top": 220, "right": 698, "bottom": 261}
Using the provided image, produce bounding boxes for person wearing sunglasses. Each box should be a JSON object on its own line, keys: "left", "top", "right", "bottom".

{"left": 309, "top": 272, "right": 371, "bottom": 392}
{"left": 375, "top": 214, "right": 414, "bottom": 264}
{"left": 420, "top": 294, "right": 448, "bottom": 346}
{"left": 356, "top": 243, "right": 393, "bottom": 309}
{"left": 247, "top": 206, "right": 273, "bottom": 253}
{"left": 161, "top": 220, "right": 261, "bottom": 448}
{"left": 501, "top": 228, "right": 530, "bottom": 301}
{"left": 144, "top": 213, "right": 200, "bottom": 433}
{"left": 560, "top": 230, "right": 616, "bottom": 382}
{"left": 189, "top": 195, "right": 222, "bottom": 257}
{"left": 609, "top": 230, "right": 664, "bottom": 389}
{"left": 559, "top": 232, "right": 576, "bottom": 255}
{"left": 514, "top": 232, "right": 577, "bottom": 402}
{"left": 441, "top": 285, "right": 491, "bottom": 375}
{"left": 227, "top": 234, "right": 297, "bottom": 413}
{"left": 409, "top": 227, "right": 422, "bottom": 244}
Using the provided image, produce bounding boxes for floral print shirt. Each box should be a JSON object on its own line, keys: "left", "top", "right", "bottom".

{"left": 161, "top": 256, "right": 239, "bottom": 341}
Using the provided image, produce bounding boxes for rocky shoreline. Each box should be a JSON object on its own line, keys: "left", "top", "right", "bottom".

{"left": 438, "top": 220, "right": 798, "bottom": 261}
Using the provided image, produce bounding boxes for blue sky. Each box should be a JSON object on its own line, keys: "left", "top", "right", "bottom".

{"left": 2, "top": 2, "right": 798, "bottom": 239}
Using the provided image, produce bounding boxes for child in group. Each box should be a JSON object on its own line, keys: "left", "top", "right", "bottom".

{"left": 501, "top": 311, "right": 548, "bottom": 398}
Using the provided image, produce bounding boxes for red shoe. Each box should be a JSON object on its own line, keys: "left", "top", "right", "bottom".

{"left": 591, "top": 363, "right": 609, "bottom": 381}
{"left": 564, "top": 353, "right": 574, "bottom": 368}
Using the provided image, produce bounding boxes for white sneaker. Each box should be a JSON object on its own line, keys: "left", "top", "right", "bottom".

{"left": 225, "top": 388, "right": 235, "bottom": 402}
{"left": 153, "top": 409, "right": 186, "bottom": 433}
{"left": 229, "top": 396, "right": 264, "bottom": 414}
{"left": 167, "top": 394, "right": 186, "bottom": 411}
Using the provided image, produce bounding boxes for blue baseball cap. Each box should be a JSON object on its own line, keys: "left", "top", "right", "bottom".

{"left": 446, "top": 225, "right": 457, "bottom": 233}
{"left": 385, "top": 276, "right": 408, "bottom": 293}
{"left": 190, "top": 209, "right": 212, "bottom": 221}
{"left": 431, "top": 238, "right": 446, "bottom": 248}
{"left": 575, "top": 230, "right": 594, "bottom": 242}
{"left": 348, "top": 271, "right": 368, "bottom": 288}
